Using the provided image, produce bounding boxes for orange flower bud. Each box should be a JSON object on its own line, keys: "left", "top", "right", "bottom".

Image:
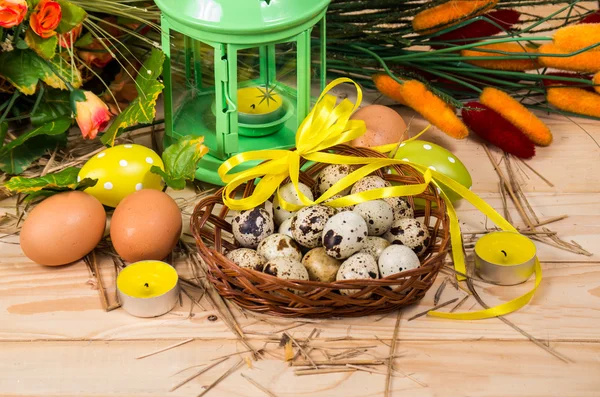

{"left": 0, "top": 0, "right": 27, "bottom": 28}
{"left": 538, "top": 43, "right": 600, "bottom": 73}
{"left": 30, "top": 0, "right": 62, "bottom": 39}
{"left": 553, "top": 24, "right": 600, "bottom": 53}
{"left": 73, "top": 91, "right": 112, "bottom": 140}
{"left": 461, "top": 42, "right": 540, "bottom": 71}
{"left": 546, "top": 87, "right": 600, "bottom": 118}
{"left": 412, "top": 0, "right": 499, "bottom": 34}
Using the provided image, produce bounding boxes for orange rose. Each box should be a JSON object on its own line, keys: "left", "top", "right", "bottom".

{"left": 0, "top": 0, "right": 27, "bottom": 29}
{"left": 58, "top": 24, "right": 82, "bottom": 48}
{"left": 30, "top": 0, "right": 62, "bottom": 39}
{"left": 78, "top": 38, "right": 114, "bottom": 68}
{"left": 72, "top": 91, "right": 112, "bottom": 139}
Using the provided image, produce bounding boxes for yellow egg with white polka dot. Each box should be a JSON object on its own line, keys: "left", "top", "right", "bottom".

{"left": 78, "top": 144, "right": 164, "bottom": 208}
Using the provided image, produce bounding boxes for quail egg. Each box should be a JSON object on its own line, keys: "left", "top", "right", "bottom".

{"left": 316, "top": 164, "right": 353, "bottom": 196}
{"left": 359, "top": 236, "right": 391, "bottom": 261}
{"left": 225, "top": 248, "right": 266, "bottom": 272}
{"left": 350, "top": 175, "right": 390, "bottom": 195}
{"left": 353, "top": 200, "right": 394, "bottom": 236}
{"left": 384, "top": 217, "right": 431, "bottom": 256}
{"left": 322, "top": 211, "right": 368, "bottom": 259}
{"left": 278, "top": 216, "right": 294, "bottom": 238}
{"left": 232, "top": 208, "right": 275, "bottom": 248}
{"left": 263, "top": 257, "right": 309, "bottom": 294}
{"left": 384, "top": 196, "right": 414, "bottom": 221}
{"left": 257, "top": 233, "right": 302, "bottom": 262}
{"left": 323, "top": 194, "right": 354, "bottom": 212}
{"left": 336, "top": 252, "right": 379, "bottom": 297}
{"left": 273, "top": 182, "right": 313, "bottom": 226}
{"left": 302, "top": 247, "right": 341, "bottom": 283}
{"left": 378, "top": 245, "right": 420, "bottom": 278}
{"left": 291, "top": 205, "right": 336, "bottom": 248}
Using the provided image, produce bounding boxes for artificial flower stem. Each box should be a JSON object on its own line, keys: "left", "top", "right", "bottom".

{"left": 404, "top": 62, "right": 483, "bottom": 93}
{"left": 0, "top": 91, "right": 21, "bottom": 128}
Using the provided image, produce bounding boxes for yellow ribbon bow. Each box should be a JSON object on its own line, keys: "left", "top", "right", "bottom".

{"left": 218, "top": 78, "right": 541, "bottom": 321}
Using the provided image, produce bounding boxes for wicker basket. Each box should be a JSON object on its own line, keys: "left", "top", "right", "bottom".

{"left": 191, "top": 145, "right": 450, "bottom": 318}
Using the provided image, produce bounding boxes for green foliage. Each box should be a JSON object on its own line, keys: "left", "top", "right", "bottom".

{"left": 0, "top": 134, "right": 67, "bottom": 175}
{"left": 31, "top": 89, "right": 72, "bottom": 126}
{"left": 5, "top": 167, "right": 97, "bottom": 201}
{"left": 101, "top": 48, "right": 165, "bottom": 146}
{"left": 25, "top": 28, "right": 58, "bottom": 60}
{"left": 0, "top": 118, "right": 71, "bottom": 157}
{"left": 56, "top": 0, "right": 87, "bottom": 34}
{"left": 151, "top": 135, "right": 209, "bottom": 190}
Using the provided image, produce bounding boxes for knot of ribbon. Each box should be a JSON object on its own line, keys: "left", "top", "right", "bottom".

{"left": 217, "top": 78, "right": 541, "bottom": 321}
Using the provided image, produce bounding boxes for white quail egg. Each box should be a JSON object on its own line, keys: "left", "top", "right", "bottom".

{"left": 384, "top": 218, "right": 431, "bottom": 256}
{"left": 336, "top": 252, "right": 379, "bottom": 297}
{"left": 232, "top": 208, "right": 274, "bottom": 248}
{"left": 225, "top": 248, "right": 266, "bottom": 272}
{"left": 353, "top": 200, "right": 394, "bottom": 236}
{"left": 273, "top": 182, "right": 313, "bottom": 226}
{"left": 257, "top": 233, "right": 302, "bottom": 262}
{"left": 322, "top": 211, "right": 368, "bottom": 259}
{"left": 323, "top": 194, "right": 354, "bottom": 212}
{"left": 384, "top": 196, "right": 414, "bottom": 221}
{"left": 350, "top": 175, "right": 390, "bottom": 195}
{"left": 302, "top": 247, "right": 341, "bottom": 283}
{"left": 316, "top": 164, "right": 353, "bottom": 196}
{"left": 263, "top": 258, "right": 309, "bottom": 294}
{"left": 278, "top": 216, "right": 294, "bottom": 238}
{"left": 378, "top": 245, "right": 420, "bottom": 278}
{"left": 291, "top": 205, "right": 336, "bottom": 248}
{"left": 359, "top": 236, "right": 390, "bottom": 261}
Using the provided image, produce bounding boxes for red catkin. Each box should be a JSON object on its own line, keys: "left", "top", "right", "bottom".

{"left": 579, "top": 10, "right": 600, "bottom": 24}
{"left": 461, "top": 101, "right": 536, "bottom": 159}
{"left": 542, "top": 72, "right": 595, "bottom": 92}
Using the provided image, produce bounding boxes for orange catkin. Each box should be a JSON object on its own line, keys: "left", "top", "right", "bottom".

{"left": 547, "top": 87, "right": 600, "bottom": 118}
{"left": 480, "top": 87, "right": 552, "bottom": 146}
{"left": 594, "top": 72, "right": 600, "bottom": 94}
{"left": 538, "top": 43, "right": 600, "bottom": 73}
{"left": 412, "top": 0, "right": 499, "bottom": 34}
{"left": 373, "top": 74, "right": 468, "bottom": 139}
{"left": 553, "top": 24, "right": 600, "bottom": 53}
{"left": 460, "top": 43, "right": 540, "bottom": 71}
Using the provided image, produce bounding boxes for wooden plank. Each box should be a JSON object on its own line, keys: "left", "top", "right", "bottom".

{"left": 1, "top": 339, "right": 598, "bottom": 397}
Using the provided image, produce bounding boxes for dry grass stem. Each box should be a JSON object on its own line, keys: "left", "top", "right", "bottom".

{"left": 450, "top": 295, "right": 470, "bottom": 313}
{"left": 407, "top": 298, "right": 459, "bottom": 322}
{"left": 294, "top": 368, "right": 356, "bottom": 376}
{"left": 136, "top": 338, "right": 194, "bottom": 360}
{"left": 385, "top": 312, "right": 401, "bottom": 397}
{"left": 393, "top": 366, "right": 428, "bottom": 388}
{"left": 284, "top": 332, "right": 317, "bottom": 368}
{"left": 433, "top": 278, "right": 448, "bottom": 305}
{"left": 292, "top": 359, "right": 385, "bottom": 367}
{"left": 196, "top": 358, "right": 244, "bottom": 397}
{"left": 169, "top": 357, "right": 229, "bottom": 392}
{"left": 240, "top": 373, "right": 278, "bottom": 397}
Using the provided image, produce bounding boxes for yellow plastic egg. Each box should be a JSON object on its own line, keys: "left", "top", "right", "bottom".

{"left": 78, "top": 144, "right": 164, "bottom": 207}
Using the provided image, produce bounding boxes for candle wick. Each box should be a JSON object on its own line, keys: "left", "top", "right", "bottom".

{"left": 144, "top": 283, "right": 149, "bottom": 288}
{"left": 251, "top": 104, "right": 256, "bottom": 109}
{"left": 500, "top": 250, "right": 507, "bottom": 257}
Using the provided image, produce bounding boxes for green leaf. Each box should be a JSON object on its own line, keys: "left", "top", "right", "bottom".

{"left": 74, "top": 32, "right": 94, "bottom": 47}
{"left": 0, "top": 117, "right": 71, "bottom": 157}
{"left": 5, "top": 167, "right": 92, "bottom": 193}
{"left": 0, "top": 122, "right": 7, "bottom": 149}
{"left": 0, "top": 50, "right": 81, "bottom": 95}
{"left": 56, "top": 0, "right": 87, "bottom": 33}
{"left": 0, "top": 134, "right": 66, "bottom": 174}
{"left": 151, "top": 135, "right": 209, "bottom": 190}
{"left": 30, "top": 89, "right": 71, "bottom": 126}
{"left": 101, "top": 48, "right": 165, "bottom": 146}
{"left": 25, "top": 28, "right": 58, "bottom": 60}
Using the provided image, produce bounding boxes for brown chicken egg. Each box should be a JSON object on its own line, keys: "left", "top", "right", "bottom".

{"left": 20, "top": 191, "right": 106, "bottom": 266}
{"left": 110, "top": 189, "right": 182, "bottom": 262}
{"left": 350, "top": 105, "right": 407, "bottom": 148}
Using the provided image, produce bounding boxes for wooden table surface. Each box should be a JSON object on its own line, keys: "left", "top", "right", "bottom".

{"left": 1, "top": 97, "right": 600, "bottom": 396}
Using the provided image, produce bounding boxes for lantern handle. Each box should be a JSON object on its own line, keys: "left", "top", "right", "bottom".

{"left": 223, "top": 90, "right": 237, "bottom": 114}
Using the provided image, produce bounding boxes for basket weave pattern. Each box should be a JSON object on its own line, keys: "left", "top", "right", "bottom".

{"left": 191, "top": 145, "right": 451, "bottom": 318}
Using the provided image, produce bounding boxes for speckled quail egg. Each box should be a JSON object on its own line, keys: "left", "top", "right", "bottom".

{"left": 323, "top": 194, "right": 354, "bottom": 212}
{"left": 232, "top": 208, "right": 275, "bottom": 248}
{"left": 278, "top": 216, "right": 294, "bottom": 238}
{"left": 359, "top": 236, "right": 390, "bottom": 261}
{"left": 384, "top": 217, "right": 431, "bottom": 256}
{"left": 336, "top": 252, "right": 379, "bottom": 297}
{"left": 302, "top": 247, "right": 341, "bottom": 283}
{"left": 272, "top": 182, "right": 313, "bottom": 226}
{"left": 263, "top": 258, "right": 309, "bottom": 294}
{"left": 384, "top": 196, "right": 414, "bottom": 221}
{"left": 322, "top": 211, "right": 368, "bottom": 259}
{"left": 257, "top": 233, "right": 302, "bottom": 262}
{"left": 291, "top": 205, "right": 336, "bottom": 248}
{"left": 316, "top": 164, "right": 353, "bottom": 196}
{"left": 353, "top": 200, "right": 394, "bottom": 236}
{"left": 378, "top": 245, "right": 420, "bottom": 278}
{"left": 350, "top": 175, "right": 390, "bottom": 195}
{"left": 225, "top": 248, "right": 266, "bottom": 272}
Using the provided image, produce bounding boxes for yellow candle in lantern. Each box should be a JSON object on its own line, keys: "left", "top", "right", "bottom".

{"left": 116, "top": 260, "right": 179, "bottom": 317}
{"left": 474, "top": 231, "right": 537, "bottom": 285}
{"left": 237, "top": 86, "right": 282, "bottom": 115}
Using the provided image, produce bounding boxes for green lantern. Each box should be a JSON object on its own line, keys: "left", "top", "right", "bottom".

{"left": 155, "top": 0, "right": 331, "bottom": 185}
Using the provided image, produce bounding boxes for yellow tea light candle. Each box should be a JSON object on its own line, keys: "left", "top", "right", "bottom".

{"left": 117, "top": 260, "right": 179, "bottom": 318}
{"left": 474, "top": 231, "right": 537, "bottom": 285}
{"left": 237, "top": 86, "right": 285, "bottom": 125}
